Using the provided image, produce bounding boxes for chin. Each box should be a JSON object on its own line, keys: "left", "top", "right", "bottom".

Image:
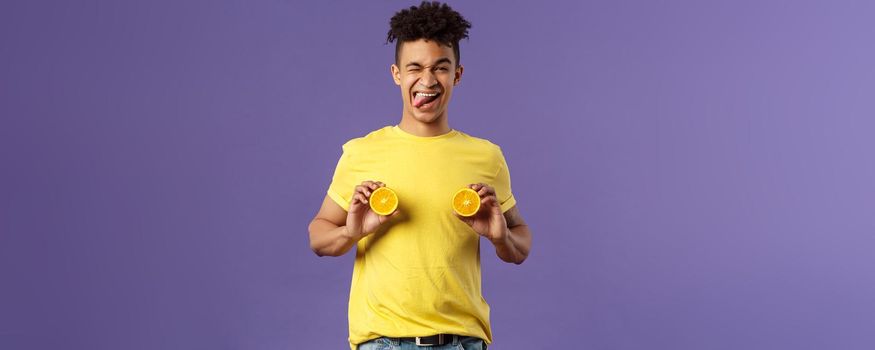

{"left": 413, "top": 115, "right": 437, "bottom": 123}
{"left": 412, "top": 110, "right": 444, "bottom": 124}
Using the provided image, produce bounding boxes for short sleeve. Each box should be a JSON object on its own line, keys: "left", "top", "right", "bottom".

{"left": 326, "top": 142, "right": 356, "bottom": 211}
{"left": 493, "top": 146, "right": 517, "bottom": 213}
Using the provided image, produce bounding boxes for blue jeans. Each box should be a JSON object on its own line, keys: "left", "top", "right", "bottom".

{"left": 357, "top": 336, "right": 487, "bottom": 350}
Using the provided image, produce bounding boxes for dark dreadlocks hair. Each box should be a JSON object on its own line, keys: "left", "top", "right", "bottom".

{"left": 387, "top": 1, "right": 472, "bottom": 66}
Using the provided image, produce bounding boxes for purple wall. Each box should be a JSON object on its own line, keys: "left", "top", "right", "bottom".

{"left": 2, "top": 0, "right": 874, "bottom": 349}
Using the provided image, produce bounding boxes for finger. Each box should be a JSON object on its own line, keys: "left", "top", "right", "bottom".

{"left": 384, "top": 209, "right": 401, "bottom": 220}
{"left": 481, "top": 196, "right": 499, "bottom": 207}
{"left": 454, "top": 212, "right": 473, "bottom": 225}
{"left": 378, "top": 210, "right": 400, "bottom": 225}
{"left": 375, "top": 181, "right": 385, "bottom": 188}
{"left": 477, "top": 184, "right": 495, "bottom": 196}
{"left": 355, "top": 185, "right": 372, "bottom": 197}
{"left": 360, "top": 181, "right": 378, "bottom": 191}
{"left": 377, "top": 211, "right": 391, "bottom": 223}
{"left": 354, "top": 193, "right": 368, "bottom": 204}
{"left": 469, "top": 183, "right": 480, "bottom": 190}
{"left": 379, "top": 208, "right": 397, "bottom": 217}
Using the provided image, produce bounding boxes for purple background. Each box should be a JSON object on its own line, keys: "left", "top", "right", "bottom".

{"left": 2, "top": 0, "right": 874, "bottom": 349}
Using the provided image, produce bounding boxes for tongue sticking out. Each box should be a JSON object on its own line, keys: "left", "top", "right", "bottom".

{"left": 414, "top": 93, "right": 439, "bottom": 108}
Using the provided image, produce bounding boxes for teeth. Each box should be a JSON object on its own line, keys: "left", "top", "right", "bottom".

{"left": 415, "top": 92, "right": 439, "bottom": 97}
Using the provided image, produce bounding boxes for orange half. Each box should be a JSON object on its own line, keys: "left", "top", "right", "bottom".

{"left": 452, "top": 188, "right": 481, "bottom": 217}
{"left": 369, "top": 187, "right": 398, "bottom": 216}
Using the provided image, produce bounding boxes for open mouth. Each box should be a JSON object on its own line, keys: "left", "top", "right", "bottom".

{"left": 413, "top": 91, "right": 442, "bottom": 109}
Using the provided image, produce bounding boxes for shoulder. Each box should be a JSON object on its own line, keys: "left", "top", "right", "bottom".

{"left": 341, "top": 126, "right": 393, "bottom": 153}
{"left": 455, "top": 130, "right": 504, "bottom": 156}
{"left": 455, "top": 131, "right": 507, "bottom": 166}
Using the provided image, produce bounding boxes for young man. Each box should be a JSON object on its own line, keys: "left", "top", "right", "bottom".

{"left": 308, "top": 2, "right": 532, "bottom": 349}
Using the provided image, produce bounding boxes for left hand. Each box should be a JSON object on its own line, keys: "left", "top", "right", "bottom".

{"left": 455, "top": 183, "right": 508, "bottom": 244}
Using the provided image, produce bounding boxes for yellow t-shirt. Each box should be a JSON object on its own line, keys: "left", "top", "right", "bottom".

{"left": 326, "top": 125, "right": 516, "bottom": 350}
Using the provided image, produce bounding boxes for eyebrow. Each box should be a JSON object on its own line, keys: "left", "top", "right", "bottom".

{"left": 405, "top": 58, "right": 453, "bottom": 68}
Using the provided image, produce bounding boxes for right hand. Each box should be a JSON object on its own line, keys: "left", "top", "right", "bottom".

{"left": 345, "top": 180, "right": 400, "bottom": 240}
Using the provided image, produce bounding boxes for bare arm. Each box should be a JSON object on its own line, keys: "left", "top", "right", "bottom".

{"left": 454, "top": 183, "right": 532, "bottom": 265}
{"left": 308, "top": 195, "right": 357, "bottom": 257}
{"left": 308, "top": 181, "right": 399, "bottom": 257}
{"left": 491, "top": 205, "right": 531, "bottom": 264}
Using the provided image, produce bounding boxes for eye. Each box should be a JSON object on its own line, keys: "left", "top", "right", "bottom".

{"left": 436, "top": 67, "right": 449, "bottom": 71}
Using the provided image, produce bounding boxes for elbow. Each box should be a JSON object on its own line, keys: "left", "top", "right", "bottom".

{"left": 511, "top": 255, "right": 528, "bottom": 265}
{"left": 309, "top": 237, "right": 340, "bottom": 257}
{"left": 517, "top": 249, "right": 530, "bottom": 264}
{"left": 309, "top": 238, "right": 335, "bottom": 257}
{"left": 308, "top": 222, "right": 331, "bottom": 257}
{"left": 511, "top": 245, "right": 530, "bottom": 265}
{"left": 311, "top": 245, "right": 327, "bottom": 257}
{"left": 309, "top": 241, "right": 337, "bottom": 257}
{"left": 517, "top": 247, "right": 530, "bottom": 264}
{"left": 501, "top": 257, "right": 526, "bottom": 265}
{"left": 499, "top": 252, "right": 527, "bottom": 265}
{"left": 309, "top": 240, "right": 323, "bottom": 257}
{"left": 309, "top": 218, "right": 354, "bottom": 257}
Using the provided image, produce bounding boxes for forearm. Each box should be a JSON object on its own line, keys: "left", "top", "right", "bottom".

{"left": 308, "top": 219, "right": 358, "bottom": 257}
{"left": 491, "top": 224, "right": 531, "bottom": 264}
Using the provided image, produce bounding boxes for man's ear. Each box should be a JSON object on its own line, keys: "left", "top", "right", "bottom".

{"left": 390, "top": 64, "right": 401, "bottom": 86}
{"left": 454, "top": 64, "right": 464, "bottom": 85}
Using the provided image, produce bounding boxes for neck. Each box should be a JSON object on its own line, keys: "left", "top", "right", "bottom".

{"left": 398, "top": 113, "right": 451, "bottom": 137}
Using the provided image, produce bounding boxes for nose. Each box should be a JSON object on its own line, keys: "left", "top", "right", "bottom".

{"left": 417, "top": 70, "right": 438, "bottom": 89}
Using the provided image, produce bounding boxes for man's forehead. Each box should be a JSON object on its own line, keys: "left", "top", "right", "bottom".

{"left": 402, "top": 56, "right": 454, "bottom": 66}
{"left": 398, "top": 40, "right": 455, "bottom": 64}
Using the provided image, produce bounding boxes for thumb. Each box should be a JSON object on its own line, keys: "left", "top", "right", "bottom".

{"left": 454, "top": 212, "right": 473, "bottom": 226}
{"left": 381, "top": 209, "right": 401, "bottom": 222}
{"left": 377, "top": 210, "right": 401, "bottom": 224}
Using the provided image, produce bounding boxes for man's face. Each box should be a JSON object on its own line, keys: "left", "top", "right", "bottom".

{"left": 391, "top": 39, "right": 463, "bottom": 124}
